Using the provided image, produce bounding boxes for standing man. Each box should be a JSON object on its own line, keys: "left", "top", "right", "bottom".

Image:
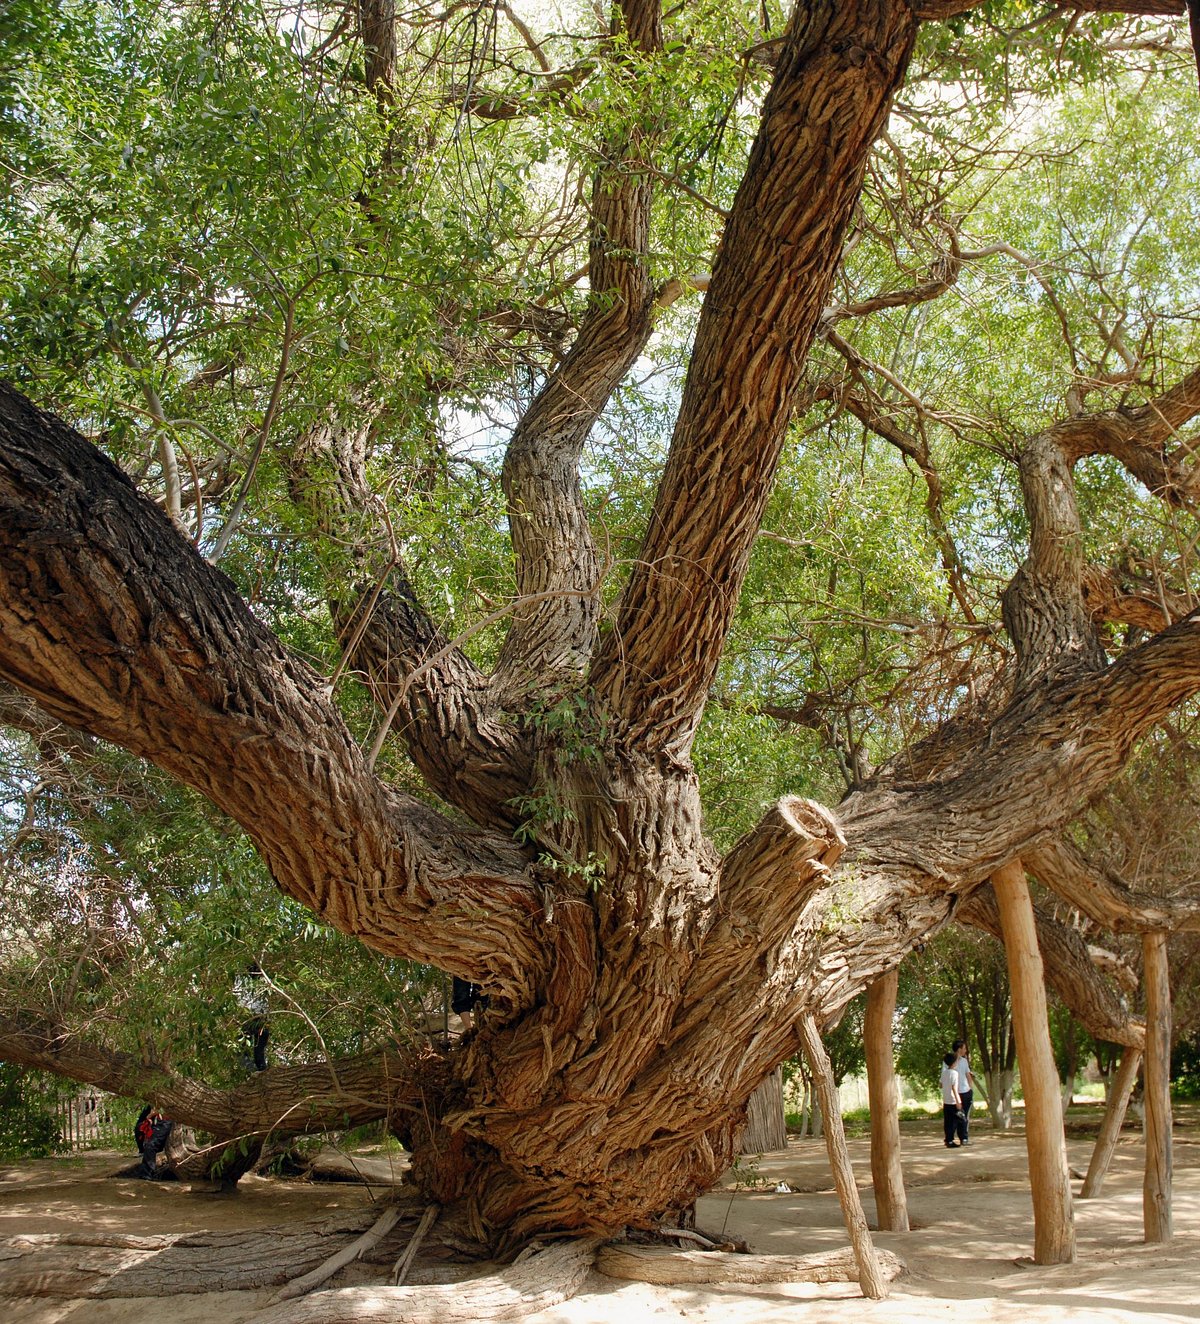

{"left": 953, "top": 1038, "right": 975, "bottom": 1145}
{"left": 940, "top": 1052, "right": 963, "bottom": 1148}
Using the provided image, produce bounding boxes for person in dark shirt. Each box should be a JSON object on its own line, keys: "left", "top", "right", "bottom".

{"left": 134, "top": 1105, "right": 174, "bottom": 1179}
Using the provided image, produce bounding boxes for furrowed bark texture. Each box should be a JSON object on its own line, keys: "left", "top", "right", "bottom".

{"left": 591, "top": 0, "right": 920, "bottom": 753}
{"left": 0, "top": 385, "right": 547, "bottom": 1007}
{"left": 333, "top": 580, "right": 535, "bottom": 832}
{"left": 1026, "top": 838, "right": 1200, "bottom": 935}
{"left": 494, "top": 0, "right": 662, "bottom": 695}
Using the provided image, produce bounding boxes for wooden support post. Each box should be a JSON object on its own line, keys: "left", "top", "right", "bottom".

{"left": 1143, "top": 930, "right": 1173, "bottom": 1243}
{"left": 991, "top": 859, "right": 1076, "bottom": 1265}
{"left": 797, "top": 1014, "right": 888, "bottom": 1300}
{"left": 1079, "top": 1046, "right": 1142, "bottom": 1199}
{"left": 865, "top": 970, "right": 909, "bottom": 1232}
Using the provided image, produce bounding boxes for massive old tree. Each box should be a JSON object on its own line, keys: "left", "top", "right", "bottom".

{"left": 5, "top": 0, "right": 1200, "bottom": 1263}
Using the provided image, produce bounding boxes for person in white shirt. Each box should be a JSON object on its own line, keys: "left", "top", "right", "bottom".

{"left": 953, "top": 1039, "right": 975, "bottom": 1144}
{"left": 940, "top": 1052, "right": 963, "bottom": 1148}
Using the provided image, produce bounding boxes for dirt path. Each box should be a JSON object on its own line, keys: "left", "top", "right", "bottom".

{"left": 3, "top": 1126, "right": 1198, "bottom": 1323}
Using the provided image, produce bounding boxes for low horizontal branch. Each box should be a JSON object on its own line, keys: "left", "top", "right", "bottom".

{"left": 0, "top": 1011, "right": 437, "bottom": 1140}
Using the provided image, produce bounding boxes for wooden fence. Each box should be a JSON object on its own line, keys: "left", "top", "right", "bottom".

{"left": 44, "top": 1086, "right": 136, "bottom": 1152}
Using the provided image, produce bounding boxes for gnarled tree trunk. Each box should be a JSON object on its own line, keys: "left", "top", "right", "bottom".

{"left": 4, "top": 0, "right": 1200, "bottom": 1263}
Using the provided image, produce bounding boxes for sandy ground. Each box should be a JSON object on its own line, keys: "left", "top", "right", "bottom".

{"left": 2, "top": 1124, "right": 1198, "bottom": 1323}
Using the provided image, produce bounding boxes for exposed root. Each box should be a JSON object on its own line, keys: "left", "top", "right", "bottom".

{"left": 0, "top": 1213, "right": 380, "bottom": 1298}
{"left": 251, "top": 1237, "right": 599, "bottom": 1324}
{"left": 595, "top": 1243, "right": 906, "bottom": 1287}
{"left": 659, "top": 1226, "right": 721, "bottom": 1249}
{"left": 269, "top": 1204, "right": 403, "bottom": 1304}
{"left": 392, "top": 1202, "right": 440, "bottom": 1285}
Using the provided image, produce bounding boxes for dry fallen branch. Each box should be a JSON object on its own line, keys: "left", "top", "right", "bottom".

{"left": 0, "top": 1214, "right": 379, "bottom": 1299}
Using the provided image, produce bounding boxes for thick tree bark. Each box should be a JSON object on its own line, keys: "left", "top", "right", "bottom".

{"left": 1143, "top": 931, "right": 1173, "bottom": 1242}
{"left": 1027, "top": 838, "right": 1200, "bottom": 935}
{"left": 1080, "top": 1046, "right": 1142, "bottom": 1199}
{"left": 0, "top": 384, "right": 548, "bottom": 1010}
{"left": 992, "top": 860, "right": 1075, "bottom": 1266}
{"left": 591, "top": 0, "right": 920, "bottom": 754}
{"left": 0, "top": 1012, "right": 430, "bottom": 1145}
{"left": 494, "top": 0, "right": 662, "bottom": 696}
{"left": 865, "top": 971, "right": 909, "bottom": 1232}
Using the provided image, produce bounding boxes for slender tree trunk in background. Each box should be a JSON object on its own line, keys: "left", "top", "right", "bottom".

{"left": 742, "top": 1068, "right": 789, "bottom": 1155}
{"left": 1060, "top": 1016, "right": 1078, "bottom": 1114}
{"left": 1143, "top": 931, "right": 1173, "bottom": 1243}
{"left": 983, "top": 1070, "right": 1015, "bottom": 1130}
{"left": 1080, "top": 1046, "right": 1142, "bottom": 1199}
{"left": 992, "top": 860, "right": 1075, "bottom": 1265}
{"left": 798, "top": 1016, "right": 888, "bottom": 1300}
{"left": 865, "top": 972, "right": 908, "bottom": 1232}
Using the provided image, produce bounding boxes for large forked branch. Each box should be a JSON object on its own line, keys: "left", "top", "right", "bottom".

{"left": 1003, "top": 364, "right": 1200, "bottom": 689}
{"left": 1026, "top": 836, "right": 1200, "bottom": 934}
{"left": 591, "top": 1, "right": 920, "bottom": 753}
{"left": 0, "top": 1012, "right": 431, "bottom": 1141}
{"left": 1052, "top": 364, "right": 1200, "bottom": 503}
{"left": 0, "top": 385, "right": 546, "bottom": 1004}
{"left": 493, "top": 0, "right": 663, "bottom": 695}
{"left": 957, "top": 886, "right": 1144, "bottom": 1048}
{"left": 844, "top": 609, "right": 1200, "bottom": 885}
{"left": 280, "top": 363, "right": 532, "bottom": 835}
{"left": 333, "top": 578, "right": 535, "bottom": 832}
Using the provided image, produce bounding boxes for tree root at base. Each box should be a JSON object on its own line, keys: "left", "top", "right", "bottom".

{"left": 251, "top": 1237, "right": 599, "bottom": 1324}
{"left": 596, "top": 1243, "right": 906, "bottom": 1286}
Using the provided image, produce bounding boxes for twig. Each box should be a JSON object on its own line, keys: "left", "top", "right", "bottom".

{"left": 391, "top": 1201, "right": 441, "bottom": 1285}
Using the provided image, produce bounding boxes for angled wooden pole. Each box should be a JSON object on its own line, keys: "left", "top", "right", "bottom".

{"left": 992, "top": 859, "right": 1076, "bottom": 1264}
{"left": 865, "top": 970, "right": 909, "bottom": 1231}
{"left": 797, "top": 1014, "right": 888, "bottom": 1299}
{"left": 1079, "top": 1046, "right": 1141, "bottom": 1199}
{"left": 1143, "top": 930, "right": 1173, "bottom": 1242}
